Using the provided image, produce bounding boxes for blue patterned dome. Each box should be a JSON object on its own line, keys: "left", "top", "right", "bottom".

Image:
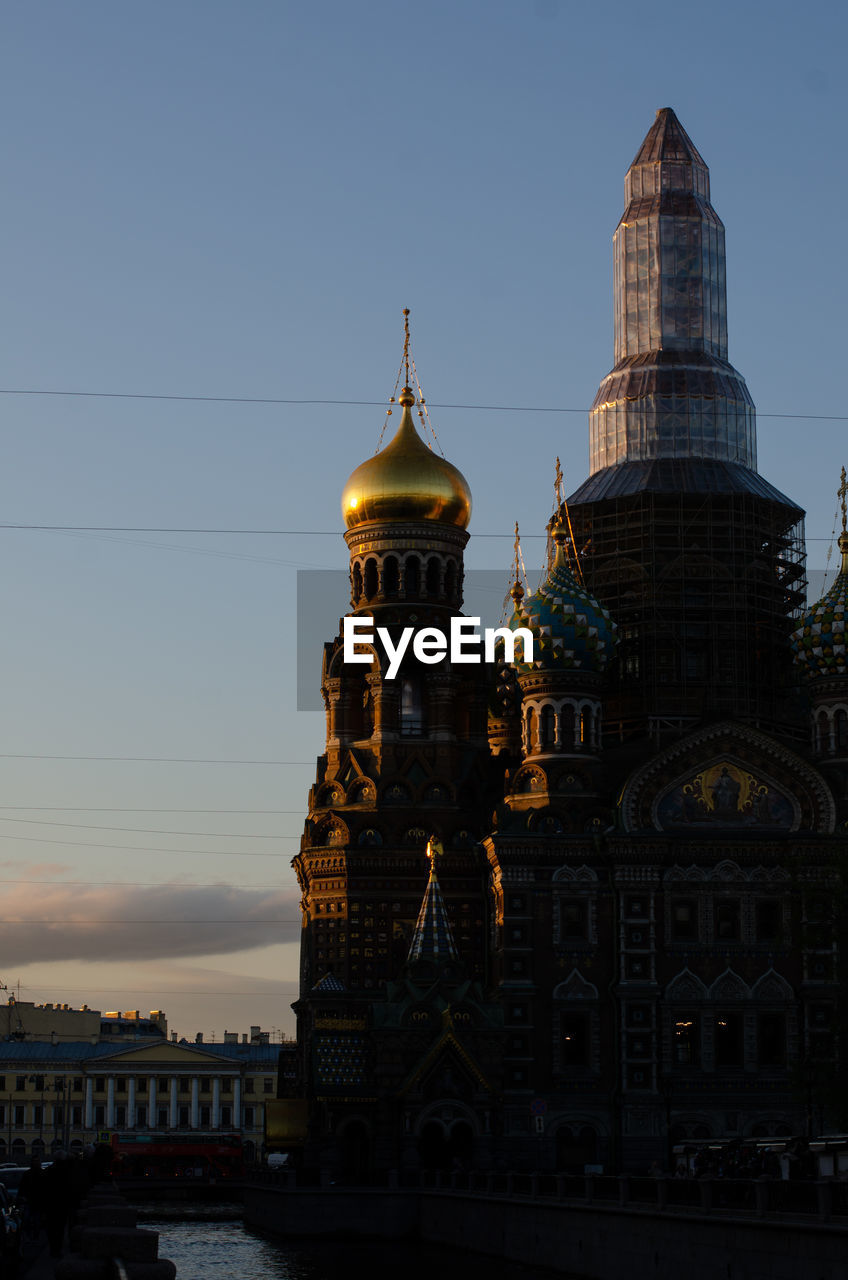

{"left": 791, "top": 533, "right": 848, "bottom": 678}
{"left": 509, "top": 526, "right": 617, "bottom": 673}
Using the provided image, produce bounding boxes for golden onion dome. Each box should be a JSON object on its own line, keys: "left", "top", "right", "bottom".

{"left": 342, "top": 386, "right": 472, "bottom": 530}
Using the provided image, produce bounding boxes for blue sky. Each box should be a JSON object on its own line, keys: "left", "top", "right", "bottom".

{"left": 0, "top": 1, "right": 845, "bottom": 1038}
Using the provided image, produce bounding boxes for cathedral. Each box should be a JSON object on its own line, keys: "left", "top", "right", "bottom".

{"left": 289, "top": 109, "right": 847, "bottom": 1175}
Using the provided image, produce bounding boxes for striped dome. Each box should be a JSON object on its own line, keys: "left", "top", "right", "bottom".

{"left": 791, "top": 534, "right": 848, "bottom": 678}
{"left": 509, "top": 527, "right": 616, "bottom": 673}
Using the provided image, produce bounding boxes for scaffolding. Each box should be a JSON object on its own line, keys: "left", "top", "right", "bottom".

{"left": 564, "top": 479, "right": 806, "bottom": 742}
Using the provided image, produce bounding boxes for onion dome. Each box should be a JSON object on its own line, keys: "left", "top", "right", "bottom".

{"left": 509, "top": 524, "right": 616, "bottom": 673}
{"left": 791, "top": 531, "right": 848, "bottom": 678}
{"left": 342, "top": 385, "right": 472, "bottom": 530}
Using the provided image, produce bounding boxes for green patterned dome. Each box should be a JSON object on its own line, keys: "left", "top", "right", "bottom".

{"left": 509, "top": 526, "right": 617, "bottom": 673}
{"left": 791, "top": 533, "right": 848, "bottom": 678}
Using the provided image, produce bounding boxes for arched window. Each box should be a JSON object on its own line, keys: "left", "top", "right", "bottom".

{"left": 352, "top": 562, "right": 363, "bottom": 604}
{"left": 445, "top": 560, "right": 457, "bottom": 603}
{"left": 580, "top": 707, "right": 592, "bottom": 747}
{"left": 561, "top": 704, "right": 575, "bottom": 749}
{"left": 540, "top": 705, "right": 555, "bottom": 747}
{"left": 836, "top": 709, "right": 848, "bottom": 751}
{"left": 363, "top": 559, "right": 378, "bottom": 600}
{"left": 525, "top": 706, "right": 537, "bottom": 752}
{"left": 400, "top": 679, "right": 424, "bottom": 735}
{"left": 383, "top": 556, "right": 400, "bottom": 597}
{"left": 404, "top": 556, "right": 421, "bottom": 598}
{"left": 426, "top": 556, "right": 440, "bottom": 597}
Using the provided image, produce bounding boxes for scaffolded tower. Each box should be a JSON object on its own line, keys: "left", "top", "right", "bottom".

{"left": 566, "top": 109, "right": 806, "bottom": 740}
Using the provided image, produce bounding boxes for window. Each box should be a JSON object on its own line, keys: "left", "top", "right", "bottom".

{"left": 72, "top": 1106, "right": 82, "bottom": 1127}
{"left": 157, "top": 1107, "right": 168, "bottom": 1128}
{"left": 673, "top": 1016, "right": 700, "bottom": 1066}
{"left": 756, "top": 900, "right": 782, "bottom": 942}
{"left": 14, "top": 1106, "right": 24, "bottom": 1127}
{"left": 201, "top": 1078, "right": 211, "bottom": 1093}
{"left": 73, "top": 1078, "right": 83, "bottom": 1093}
{"left": 715, "top": 1014, "right": 744, "bottom": 1067}
{"left": 561, "top": 1013, "right": 590, "bottom": 1068}
{"left": 671, "top": 899, "right": 698, "bottom": 940}
{"left": 715, "top": 900, "right": 740, "bottom": 941}
{"left": 244, "top": 1106, "right": 255, "bottom": 1128}
{"left": 0, "top": 1105, "right": 4, "bottom": 1124}
{"left": 33, "top": 1105, "right": 43, "bottom": 1125}
{"left": 245, "top": 1078, "right": 255, "bottom": 1094}
{"left": 560, "top": 899, "right": 587, "bottom": 939}
{"left": 95, "top": 1077, "right": 105, "bottom": 1093}
{"left": 179, "top": 1106, "right": 190, "bottom": 1127}
{"left": 94, "top": 1105, "right": 105, "bottom": 1126}
{"left": 136, "top": 1105, "right": 147, "bottom": 1127}
{"left": 115, "top": 1106, "right": 126, "bottom": 1127}
{"left": 221, "top": 1105, "right": 232, "bottom": 1127}
{"left": 200, "top": 1106, "right": 211, "bottom": 1127}
{"left": 263, "top": 1079, "right": 273, "bottom": 1094}
{"left": 758, "top": 1014, "right": 785, "bottom": 1066}
{"left": 400, "top": 679, "right": 425, "bottom": 735}
{"left": 16, "top": 1077, "right": 26, "bottom": 1092}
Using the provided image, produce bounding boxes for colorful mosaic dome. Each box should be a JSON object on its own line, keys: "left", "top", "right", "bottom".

{"left": 508, "top": 526, "right": 617, "bottom": 673}
{"left": 791, "top": 533, "right": 848, "bottom": 678}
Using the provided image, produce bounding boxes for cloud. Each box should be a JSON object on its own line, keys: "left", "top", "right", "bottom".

{"left": 0, "top": 882, "right": 301, "bottom": 965}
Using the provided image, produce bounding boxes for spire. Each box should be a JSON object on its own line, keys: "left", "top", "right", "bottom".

{"left": 839, "top": 465, "right": 848, "bottom": 573}
{"left": 588, "top": 108, "right": 757, "bottom": 475}
{"left": 407, "top": 837, "right": 458, "bottom": 965}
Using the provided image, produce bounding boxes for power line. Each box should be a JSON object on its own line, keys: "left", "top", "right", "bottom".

{"left": 0, "top": 879, "right": 289, "bottom": 889}
{"left": 0, "top": 523, "right": 838, "bottom": 541}
{"left": 0, "top": 753, "right": 311, "bottom": 764}
{"left": 0, "top": 385, "right": 845, "bottom": 421}
{"left": 0, "top": 807, "right": 304, "bottom": 813}
{"left": 0, "top": 832, "right": 294, "bottom": 855}
{"left": 0, "top": 816, "right": 296, "bottom": 838}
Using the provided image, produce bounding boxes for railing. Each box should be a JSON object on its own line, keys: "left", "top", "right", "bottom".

{"left": 250, "top": 1166, "right": 848, "bottom": 1222}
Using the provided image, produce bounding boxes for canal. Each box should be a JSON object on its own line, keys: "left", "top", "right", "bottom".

{"left": 140, "top": 1205, "right": 580, "bottom": 1280}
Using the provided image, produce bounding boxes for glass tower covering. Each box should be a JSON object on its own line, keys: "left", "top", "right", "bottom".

{"left": 590, "top": 108, "right": 756, "bottom": 474}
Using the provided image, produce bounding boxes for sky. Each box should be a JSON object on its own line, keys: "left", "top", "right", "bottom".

{"left": 0, "top": 1, "right": 845, "bottom": 1040}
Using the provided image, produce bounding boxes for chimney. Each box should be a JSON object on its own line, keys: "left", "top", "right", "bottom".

{"left": 242, "top": 1033, "right": 248, "bottom": 1044}
{"left": 171, "top": 1031, "right": 178, "bottom": 1043}
{"left": 195, "top": 1032, "right": 204, "bottom": 1044}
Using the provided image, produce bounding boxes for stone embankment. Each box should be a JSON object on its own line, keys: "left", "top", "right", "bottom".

{"left": 52, "top": 1182, "right": 176, "bottom": 1280}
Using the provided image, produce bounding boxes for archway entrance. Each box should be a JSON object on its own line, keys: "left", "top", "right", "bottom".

{"left": 555, "top": 1125, "right": 598, "bottom": 1172}
{"left": 339, "top": 1121, "right": 370, "bottom": 1182}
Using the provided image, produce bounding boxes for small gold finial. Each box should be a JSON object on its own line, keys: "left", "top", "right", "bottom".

{"left": 510, "top": 521, "right": 525, "bottom": 608}
{"left": 839, "top": 465, "right": 847, "bottom": 535}
{"left": 398, "top": 385, "right": 415, "bottom": 407}
{"left": 426, "top": 835, "right": 444, "bottom": 870}
{"left": 554, "top": 455, "right": 564, "bottom": 508}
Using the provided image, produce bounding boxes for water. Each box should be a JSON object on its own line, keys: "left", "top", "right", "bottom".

{"left": 141, "top": 1206, "right": 571, "bottom": 1280}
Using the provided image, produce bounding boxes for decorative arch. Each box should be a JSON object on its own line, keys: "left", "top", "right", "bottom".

{"left": 618, "top": 721, "right": 835, "bottom": 834}
{"left": 553, "top": 865, "right": 598, "bottom": 884}
{"left": 554, "top": 969, "right": 599, "bottom": 1001}
{"left": 751, "top": 969, "right": 794, "bottom": 1001}
{"left": 666, "top": 968, "right": 708, "bottom": 1001}
{"left": 708, "top": 968, "right": 750, "bottom": 1001}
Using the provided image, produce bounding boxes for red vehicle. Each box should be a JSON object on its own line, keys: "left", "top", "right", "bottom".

{"left": 110, "top": 1133, "right": 244, "bottom": 1181}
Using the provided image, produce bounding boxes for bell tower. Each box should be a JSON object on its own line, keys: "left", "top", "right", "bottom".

{"left": 293, "top": 316, "right": 494, "bottom": 1015}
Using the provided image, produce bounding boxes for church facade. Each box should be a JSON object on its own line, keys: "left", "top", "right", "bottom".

{"left": 290, "top": 110, "right": 847, "bottom": 1175}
